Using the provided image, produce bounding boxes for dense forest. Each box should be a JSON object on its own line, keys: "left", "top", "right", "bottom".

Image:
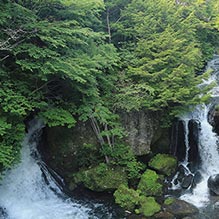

{"left": 0, "top": 0, "right": 218, "bottom": 170}
{"left": 0, "top": 0, "right": 219, "bottom": 217}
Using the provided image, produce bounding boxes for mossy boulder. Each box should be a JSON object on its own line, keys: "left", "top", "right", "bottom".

{"left": 149, "top": 154, "right": 177, "bottom": 176}
{"left": 114, "top": 184, "right": 140, "bottom": 212}
{"left": 73, "top": 163, "right": 128, "bottom": 192}
{"left": 137, "top": 196, "right": 161, "bottom": 217}
{"left": 138, "top": 169, "right": 163, "bottom": 197}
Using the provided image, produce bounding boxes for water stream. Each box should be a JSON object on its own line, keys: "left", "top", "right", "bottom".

{"left": 0, "top": 120, "right": 116, "bottom": 219}
{"left": 173, "top": 56, "right": 219, "bottom": 208}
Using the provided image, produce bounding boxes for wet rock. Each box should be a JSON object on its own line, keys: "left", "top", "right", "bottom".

{"left": 188, "top": 120, "right": 201, "bottom": 165}
{"left": 0, "top": 207, "right": 7, "bottom": 218}
{"left": 165, "top": 199, "right": 198, "bottom": 218}
{"left": 170, "top": 120, "right": 186, "bottom": 162}
{"left": 193, "top": 171, "right": 202, "bottom": 186}
{"left": 181, "top": 174, "right": 193, "bottom": 189}
{"left": 208, "top": 174, "right": 219, "bottom": 195}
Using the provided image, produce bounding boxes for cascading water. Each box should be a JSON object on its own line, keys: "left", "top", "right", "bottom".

{"left": 0, "top": 120, "right": 113, "bottom": 219}
{"left": 172, "top": 55, "right": 219, "bottom": 208}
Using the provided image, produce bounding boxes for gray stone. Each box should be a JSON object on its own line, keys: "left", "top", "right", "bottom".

{"left": 165, "top": 199, "right": 198, "bottom": 218}
{"left": 181, "top": 174, "right": 193, "bottom": 189}
{"left": 120, "top": 110, "right": 162, "bottom": 156}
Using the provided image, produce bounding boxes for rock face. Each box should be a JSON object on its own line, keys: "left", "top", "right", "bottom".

{"left": 120, "top": 110, "right": 165, "bottom": 156}
{"left": 171, "top": 119, "right": 200, "bottom": 164}
{"left": 40, "top": 121, "right": 99, "bottom": 176}
{"left": 208, "top": 174, "right": 219, "bottom": 195}
{"left": 42, "top": 110, "right": 166, "bottom": 176}
{"left": 164, "top": 199, "right": 198, "bottom": 218}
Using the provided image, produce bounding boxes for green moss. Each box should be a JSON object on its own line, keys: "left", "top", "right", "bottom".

{"left": 149, "top": 153, "right": 177, "bottom": 176}
{"left": 164, "top": 197, "right": 175, "bottom": 205}
{"left": 114, "top": 184, "right": 140, "bottom": 211}
{"left": 73, "top": 163, "right": 128, "bottom": 192}
{"left": 137, "top": 169, "right": 163, "bottom": 196}
{"left": 138, "top": 196, "right": 161, "bottom": 217}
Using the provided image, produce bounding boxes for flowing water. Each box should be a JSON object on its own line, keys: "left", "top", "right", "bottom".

{"left": 173, "top": 56, "right": 219, "bottom": 208}
{"left": 0, "top": 120, "right": 118, "bottom": 219}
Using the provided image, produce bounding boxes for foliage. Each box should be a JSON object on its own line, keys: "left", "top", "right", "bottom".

{"left": 73, "top": 163, "right": 127, "bottom": 192}
{"left": 111, "top": 0, "right": 219, "bottom": 123}
{"left": 114, "top": 184, "right": 161, "bottom": 217}
{"left": 0, "top": 0, "right": 219, "bottom": 171}
{"left": 137, "top": 169, "right": 163, "bottom": 197}
{"left": 0, "top": 0, "right": 118, "bottom": 169}
{"left": 101, "top": 143, "right": 145, "bottom": 179}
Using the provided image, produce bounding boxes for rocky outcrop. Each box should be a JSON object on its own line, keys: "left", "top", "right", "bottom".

{"left": 41, "top": 110, "right": 167, "bottom": 176}
{"left": 120, "top": 110, "right": 167, "bottom": 156}
{"left": 40, "top": 121, "right": 99, "bottom": 176}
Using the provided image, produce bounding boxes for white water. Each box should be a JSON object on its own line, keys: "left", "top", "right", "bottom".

{"left": 179, "top": 56, "right": 219, "bottom": 207}
{"left": 0, "top": 120, "right": 99, "bottom": 219}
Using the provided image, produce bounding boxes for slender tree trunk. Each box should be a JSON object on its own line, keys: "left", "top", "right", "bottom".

{"left": 106, "top": 9, "right": 111, "bottom": 43}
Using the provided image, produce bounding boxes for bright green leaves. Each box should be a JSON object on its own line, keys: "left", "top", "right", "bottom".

{"left": 39, "top": 108, "right": 76, "bottom": 128}
{"left": 111, "top": 0, "right": 218, "bottom": 122}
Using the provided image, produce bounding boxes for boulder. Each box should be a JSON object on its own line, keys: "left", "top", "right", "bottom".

{"left": 137, "top": 196, "right": 161, "bottom": 217}
{"left": 149, "top": 154, "right": 177, "bottom": 176}
{"left": 114, "top": 184, "right": 140, "bottom": 212}
{"left": 164, "top": 199, "right": 198, "bottom": 218}
{"left": 193, "top": 171, "right": 202, "bottom": 186}
{"left": 208, "top": 174, "right": 219, "bottom": 195}
{"left": 138, "top": 169, "right": 163, "bottom": 197}
{"left": 154, "top": 211, "right": 175, "bottom": 219}
{"left": 72, "top": 163, "right": 128, "bottom": 192}
{"left": 181, "top": 174, "right": 193, "bottom": 189}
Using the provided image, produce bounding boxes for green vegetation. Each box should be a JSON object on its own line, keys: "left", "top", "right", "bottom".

{"left": 164, "top": 197, "right": 175, "bottom": 206}
{"left": 114, "top": 184, "right": 140, "bottom": 211}
{"left": 149, "top": 153, "right": 177, "bottom": 176}
{"left": 72, "top": 163, "right": 127, "bottom": 192}
{"left": 114, "top": 185, "right": 161, "bottom": 217}
{"left": 138, "top": 196, "right": 161, "bottom": 217}
{"left": 138, "top": 169, "right": 163, "bottom": 197}
{"left": 0, "top": 0, "right": 219, "bottom": 191}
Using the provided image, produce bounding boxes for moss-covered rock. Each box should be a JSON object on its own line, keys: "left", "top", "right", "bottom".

{"left": 164, "top": 197, "right": 175, "bottom": 206}
{"left": 138, "top": 169, "right": 163, "bottom": 197}
{"left": 114, "top": 184, "right": 140, "bottom": 212}
{"left": 149, "top": 154, "right": 177, "bottom": 176}
{"left": 72, "top": 163, "right": 128, "bottom": 192}
{"left": 137, "top": 196, "right": 161, "bottom": 217}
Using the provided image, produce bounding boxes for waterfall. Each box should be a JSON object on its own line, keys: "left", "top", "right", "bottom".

{"left": 176, "top": 56, "right": 219, "bottom": 207}
{"left": 0, "top": 120, "right": 109, "bottom": 219}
